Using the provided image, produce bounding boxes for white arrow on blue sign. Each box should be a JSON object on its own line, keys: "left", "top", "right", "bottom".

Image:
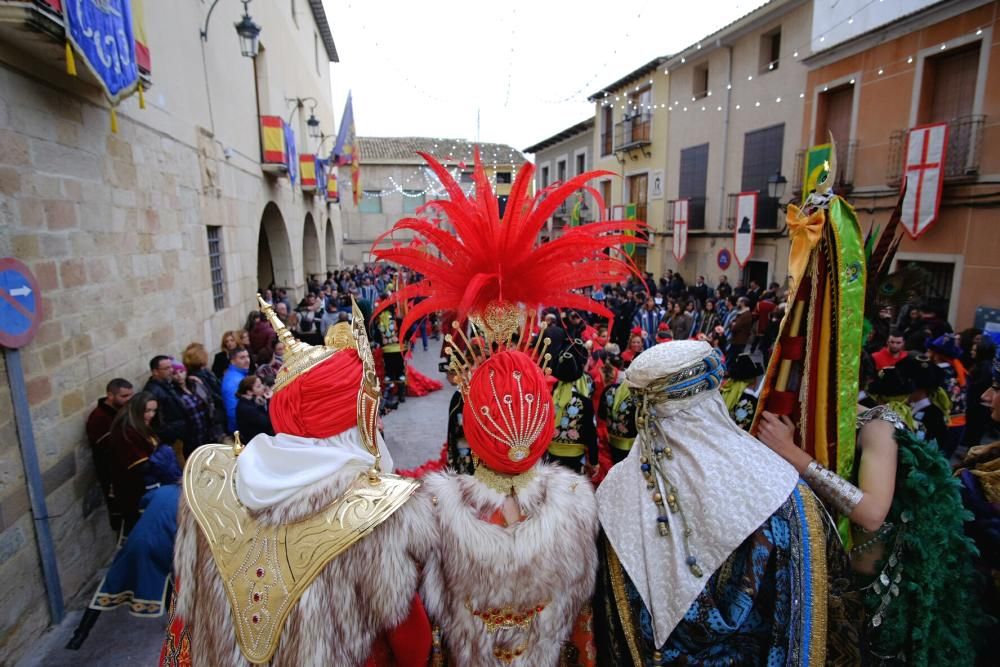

{"left": 0, "top": 258, "right": 42, "bottom": 349}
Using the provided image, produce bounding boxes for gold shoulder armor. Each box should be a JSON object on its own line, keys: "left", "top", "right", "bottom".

{"left": 183, "top": 444, "right": 419, "bottom": 664}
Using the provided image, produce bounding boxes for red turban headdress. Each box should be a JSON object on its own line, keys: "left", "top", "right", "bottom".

{"left": 463, "top": 350, "right": 555, "bottom": 475}
{"left": 269, "top": 349, "right": 362, "bottom": 439}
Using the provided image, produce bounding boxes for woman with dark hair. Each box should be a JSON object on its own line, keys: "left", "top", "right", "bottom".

{"left": 171, "top": 361, "right": 217, "bottom": 457}
{"left": 212, "top": 330, "right": 239, "bottom": 379}
{"left": 68, "top": 392, "right": 182, "bottom": 648}
{"left": 698, "top": 298, "right": 721, "bottom": 336}
{"left": 964, "top": 337, "right": 998, "bottom": 450}
{"left": 235, "top": 375, "right": 273, "bottom": 443}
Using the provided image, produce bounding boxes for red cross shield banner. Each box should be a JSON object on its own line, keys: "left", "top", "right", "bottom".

{"left": 672, "top": 199, "right": 689, "bottom": 261}
{"left": 901, "top": 122, "right": 948, "bottom": 239}
{"left": 733, "top": 192, "right": 757, "bottom": 267}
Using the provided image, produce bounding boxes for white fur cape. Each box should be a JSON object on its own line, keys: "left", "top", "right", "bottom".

{"left": 410, "top": 463, "right": 599, "bottom": 666}
{"left": 173, "top": 460, "right": 423, "bottom": 667}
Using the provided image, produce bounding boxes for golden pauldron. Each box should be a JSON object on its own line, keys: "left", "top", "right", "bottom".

{"left": 183, "top": 445, "right": 418, "bottom": 664}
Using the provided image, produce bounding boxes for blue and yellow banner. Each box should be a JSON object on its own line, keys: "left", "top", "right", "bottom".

{"left": 63, "top": 0, "right": 139, "bottom": 103}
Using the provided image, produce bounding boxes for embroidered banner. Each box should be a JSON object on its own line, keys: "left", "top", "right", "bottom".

{"left": 803, "top": 143, "right": 832, "bottom": 203}
{"left": 900, "top": 122, "right": 948, "bottom": 239}
{"left": 672, "top": 199, "right": 688, "bottom": 262}
{"left": 733, "top": 192, "right": 758, "bottom": 267}
{"left": 63, "top": 0, "right": 139, "bottom": 102}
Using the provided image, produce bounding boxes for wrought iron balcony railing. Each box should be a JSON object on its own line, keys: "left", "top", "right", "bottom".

{"left": 886, "top": 115, "right": 985, "bottom": 184}
{"left": 613, "top": 113, "right": 652, "bottom": 152}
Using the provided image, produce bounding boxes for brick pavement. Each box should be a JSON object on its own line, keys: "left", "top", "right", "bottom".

{"left": 17, "top": 346, "right": 452, "bottom": 666}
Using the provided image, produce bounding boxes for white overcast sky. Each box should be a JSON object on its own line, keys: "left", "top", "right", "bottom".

{"left": 324, "top": 0, "right": 768, "bottom": 153}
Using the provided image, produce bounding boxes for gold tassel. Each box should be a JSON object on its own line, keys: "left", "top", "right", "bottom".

{"left": 109, "top": 108, "right": 118, "bottom": 133}
{"left": 65, "top": 41, "right": 77, "bottom": 76}
{"left": 137, "top": 82, "right": 146, "bottom": 109}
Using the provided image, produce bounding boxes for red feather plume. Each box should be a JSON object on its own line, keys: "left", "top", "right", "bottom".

{"left": 372, "top": 149, "right": 646, "bottom": 336}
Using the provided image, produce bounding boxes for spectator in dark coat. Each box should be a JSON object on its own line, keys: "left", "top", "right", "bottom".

{"left": 235, "top": 376, "right": 274, "bottom": 443}
{"left": 85, "top": 378, "right": 134, "bottom": 531}
{"left": 143, "top": 355, "right": 188, "bottom": 447}
{"left": 728, "top": 297, "right": 754, "bottom": 356}
{"left": 212, "top": 330, "right": 239, "bottom": 379}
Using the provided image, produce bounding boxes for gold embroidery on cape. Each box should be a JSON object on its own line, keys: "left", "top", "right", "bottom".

{"left": 605, "top": 540, "right": 644, "bottom": 666}
{"left": 183, "top": 444, "right": 419, "bottom": 665}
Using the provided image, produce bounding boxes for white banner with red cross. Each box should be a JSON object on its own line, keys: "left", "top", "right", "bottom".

{"left": 672, "top": 199, "right": 689, "bottom": 261}
{"left": 733, "top": 191, "right": 757, "bottom": 267}
{"left": 901, "top": 122, "right": 948, "bottom": 239}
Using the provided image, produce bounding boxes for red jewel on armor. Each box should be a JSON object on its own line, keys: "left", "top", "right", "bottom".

{"left": 536, "top": 604, "right": 545, "bottom": 612}
{"left": 256, "top": 567, "right": 265, "bottom": 577}
{"left": 252, "top": 592, "right": 260, "bottom": 602}
{"left": 251, "top": 614, "right": 259, "bottom": 624}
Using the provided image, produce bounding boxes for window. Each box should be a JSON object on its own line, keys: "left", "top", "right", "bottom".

{"left": 693, "top": 64, "right": 709, "bottom": 99}
{"left": 557, "top": 159, "right": 567, "bottom": 183}
{"left": 540, "top": 165, "right": 550, "bottom": 188}
{"left": 402, "top": 190, "right": 425, "bottom": 214}
{"left": 575, "top": 153, "right": 586, "bottom": 175}
{"left": 460, "top": 171, "right": 474, "bottom": 183}
{"left": 760, "top": 28, "right": 781, "bottom": 73}
{"left": 207, "top": 226, "right": 226, "bottom": 311}
{"left": 601, "top": 106, "right": 613, "bottom": 155}
{"left": 816, "top": 83, "right": 854, "bottom": 145}
{"left": 919, "top": 41, "right": 983, "bottom": 177}
{"left": 741, "top": 124, "right": 784, "bottom": 229}
{"left": 314, "top": 33, "right": 321, "bottom": 76}
{"left": 922, "top": 42, "right": 979, "bottom": 123}
{"left": 359, "top": 191, "right": 382, "bottom": 214}
{"left": 600, "top": 180, "right": 612, "bottom": 214}
{"left": 495, "top": 171, "right": 512, "bottom": 184}
{"left": 679, "top": 143, "right": 709, "bottom": 229}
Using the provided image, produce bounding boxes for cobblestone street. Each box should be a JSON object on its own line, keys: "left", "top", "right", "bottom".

{"left": 15, "top": 347, "right": 450, "bottom": 667}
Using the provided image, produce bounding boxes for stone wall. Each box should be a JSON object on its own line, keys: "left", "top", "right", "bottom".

{"left": 0, "top": 60, "right": 337, "bottom": 662}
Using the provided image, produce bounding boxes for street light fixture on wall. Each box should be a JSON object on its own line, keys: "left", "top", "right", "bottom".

{"left": 201, "top": 0, "right": 261, "bottom": 59}
{"left": 286, "top": 97, "right": 322, "bottom": 140}
{"left": 767, "top": 170, "right": 787, "bottom": 200}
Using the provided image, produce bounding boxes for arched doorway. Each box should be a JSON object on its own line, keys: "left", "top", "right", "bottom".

{"left": 257, "top": 202, "right": 294, "bottom": 291}
{"left": 303, "top": 213, "right": 322, "bottom": 284}
{"left": 325, "top": 218, "right": 337, "bottom": 271}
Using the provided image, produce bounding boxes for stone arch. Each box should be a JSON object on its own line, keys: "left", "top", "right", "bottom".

{"left": 257, "top": 202, "right": 294, "bottom": 291}
{"left": 325, "top": 217, "right": 337, "bottom": 271}
{"left": 303, "top": 212, "right": 322, "bottom": 284}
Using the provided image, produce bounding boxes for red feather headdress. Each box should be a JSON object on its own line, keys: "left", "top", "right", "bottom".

{"left": 371, "top": 149, "right": 645, "bottom": 475}
{"left": 373, "top": 149, "right": 645, "bottom": 338}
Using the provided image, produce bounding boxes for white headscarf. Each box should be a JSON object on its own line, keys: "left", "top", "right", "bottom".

{"left": 596, "top": 340, "right": 798, "bottom": 646}
{"left": 235, "top": 428, "right": 394, "bottom": 511}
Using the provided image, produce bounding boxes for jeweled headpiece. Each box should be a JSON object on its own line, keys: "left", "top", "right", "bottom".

{"left": 373, "top": 149, "right": 644, "bottom": 474}
{"left": 258, "top": 295, "right": 335, "bottom": 393}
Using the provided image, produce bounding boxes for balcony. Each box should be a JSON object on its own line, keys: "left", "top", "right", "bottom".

{"left": 886, "top": 115, "right": 985, "bottom": 184}
{"left": 792, "top": 140, "right": 858, "bottom": 196}
{"left": 666, "top": 197, "right": 707, "bottom": 231}
{"left": 0, "top": 0, "right": 152, "bottom": 83}
{"left": 726, "top": 193, "right": 781, "bottom": 231}
{"left": 613, "top": 113, "right": 652, "bottom": 157}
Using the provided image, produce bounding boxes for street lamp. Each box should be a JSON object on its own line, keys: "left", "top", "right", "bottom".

{"left": 767, "top": 171, "right": 787, "bottom": 200}
{"left": 306, "top": 111, "right": 321, "bottom": 140}
{"left": 201, "top": 0, "right": 261, "bottom": 59}
{"left": 235, "top": 2, "right": 262, "bottom": 58}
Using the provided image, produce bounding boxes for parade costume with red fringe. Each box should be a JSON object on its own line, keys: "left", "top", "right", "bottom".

{"left": 373, "top": 149, "right": 643, "bottom": 665}
{"left": 161, "top": 301, "right": 430, "bottom": 667}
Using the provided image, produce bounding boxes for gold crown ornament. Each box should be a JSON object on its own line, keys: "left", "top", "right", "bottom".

{"left": 257, "top": 295, "right": 336, "bottom": 392}
{"left": 443, "top": 301, "right": 554, "bottom": 394}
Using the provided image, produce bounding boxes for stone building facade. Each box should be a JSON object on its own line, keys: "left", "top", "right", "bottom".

{"left": 0, "top": 0, "right": 342, "bottom": 660}
{"left": 523, "top": 118, "right": 596, "bottom": 235}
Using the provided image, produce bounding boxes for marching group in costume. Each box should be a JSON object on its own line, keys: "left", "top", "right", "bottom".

{"left": 156, "top": 148, "right": 989, "bottom": 666}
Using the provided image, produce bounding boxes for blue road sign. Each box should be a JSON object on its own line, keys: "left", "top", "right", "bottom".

{"left": 717, "top": 248, "right": 732, "bottom": 271}
{"left": 0, "top": 258, "right": 42, "bottom": 349}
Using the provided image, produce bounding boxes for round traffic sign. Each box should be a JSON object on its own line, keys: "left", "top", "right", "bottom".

{"left": 717, "top": 248, "right": 732, "bottom": 271}
{"left": 0, "top": 258, "right": 42, "bottom": 349}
